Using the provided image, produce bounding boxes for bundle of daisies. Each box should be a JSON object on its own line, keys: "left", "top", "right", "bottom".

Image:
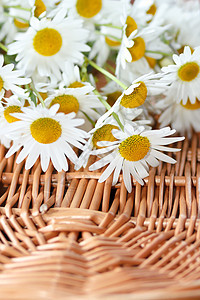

{"left": 0, "top": 0, "right": 199, "bottom": 192}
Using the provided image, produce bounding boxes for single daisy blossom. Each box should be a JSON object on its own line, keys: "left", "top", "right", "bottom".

{"left": 89, "top": 125, "right": 184, "bottom": 192}
{"left": 160, "top": 46, "right": 200, "bottom": 104}
{"left": 8, "top": 12, "right": 90, "bottom": 78}
{"left": 5, "top": 104, "right": 87, "bottom": 172}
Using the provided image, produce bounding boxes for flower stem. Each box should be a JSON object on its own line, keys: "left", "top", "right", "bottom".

{"left": 30, "top": 82, "right": 45, "bottom": 108}
{"left": 4, "top": 12, "right": 29, "bottom": 23}
{"left": 3, "top": 5, "right": 31, "bottom": 11}
{"left": 86, "top": 58, "right": 127, "bottom": 90}
{"left": 95, "top": 30, "right": 121, "bottom": 42}
{"left": 94, "top": 89, "right": 124, "bottom": 131}
{"left": 95, "top": 23, "right": 123, "bottom": 30}
{"left": 0, "top": 42, "right": 8, "bottom": 52}
{"left": 146, "top": 50, "right": 173, "bottom": 57}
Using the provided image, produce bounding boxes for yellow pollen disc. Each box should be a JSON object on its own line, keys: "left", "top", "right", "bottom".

{"left": 14, "top": 18, "right": 29, "bottom": 29}
{"left": 30, "top": 117, "right": 62, "bottom": 144}
{"left": 68, "top": 81, "right": 85, "bottom": 88}
{"left": 39, "top": 92, "right": 48, "bottom": 100}
{"left": 4, "top": 106, "right": 22, "bottom": 123}
{"left": 145, "top": 55, "right": 156, "bottom": 68}
{"left": 178, "top": 45, "right": 194, "bottom": 54}
{"left": 126, "top": 16, "right": 137, "bottom": 37}
{"left": 92, "top": 124, "right": 118, "bottom": 149}
{"left": 128, "top": 37, "right": 146, "bottom": 62}
{"left": 34, "top": 0, "right": 46, "bottom": 18}
{"left": 0, "top": 76, "right": 4, "bottom": 91}
{"left": 120, "top": 82, "right": 147, "bottom": 108}
{"left": 105, "top": 37, "right": 121, "bottom": 47}
{"left": 119, "top": 135, "right": 150, "bottom": 161}
{"left": 106, "top": 91, "right": 122, "bottom": 107}
{"left": 33, "top": 28, "right": 62, "bottom": 56}
{"left": 76, "top": 0, "right": 102, "bottom": 18}
{"left": 50, "top": 94, "right": 79, "bottom": 114}
{"left": 181, "top": 98, "right": 200, "bottom": 110}
{"left": 147, "top": 3, "right": 157, "bottom": 15}
{"left": 178, "top": 62, "right": 199, "bottom": 82}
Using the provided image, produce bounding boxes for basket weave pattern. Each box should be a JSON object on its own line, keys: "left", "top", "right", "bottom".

{"left": 0, "top": 133, "right": 200, "bottom": 299}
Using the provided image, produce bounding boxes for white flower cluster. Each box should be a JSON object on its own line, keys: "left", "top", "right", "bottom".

{"left": 0, "top": 0, "right": 199, "bottom": 192}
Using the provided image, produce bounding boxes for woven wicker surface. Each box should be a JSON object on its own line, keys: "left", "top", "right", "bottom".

{"left": 0, "top": 132, "right": 200, "bottom": 299}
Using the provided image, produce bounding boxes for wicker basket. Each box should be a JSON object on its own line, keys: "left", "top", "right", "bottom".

{"left": 0, "top": 132, "right": 200, "bottom": 299}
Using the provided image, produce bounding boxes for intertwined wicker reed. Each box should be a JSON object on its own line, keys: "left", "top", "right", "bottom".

{"left": 0, "top": 132, "right": 200, "bottom": 299}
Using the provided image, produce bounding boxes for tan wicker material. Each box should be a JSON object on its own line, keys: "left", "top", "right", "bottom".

{"left": 0, "top": 133, "right": 200, "bottom": 299}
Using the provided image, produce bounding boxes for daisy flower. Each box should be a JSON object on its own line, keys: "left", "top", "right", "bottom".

{"left": 160, "top": 46, "right": 200, "bottom": 105}
{"left": 5, "top": 104, "right": 87, "bottom": 172}
{"left": 89, "top": 125, "right": 184, "bottom": 192}
{"left": 0, "top": 95, "right": 33, "bottom": 148}
{"left": 0, "top": 55, "right": 30, "bottom": 99}
{"left": 158, "top": 95, "right": 200, "bottom": 138}
{"left": 96, "top": 72, "right": 167, "bottom": 128}
{"left": 44, "top": 86, "right": 104, "bottom": 121}
{"left": 7, "top": 12, "right": 90, "bottom": 78}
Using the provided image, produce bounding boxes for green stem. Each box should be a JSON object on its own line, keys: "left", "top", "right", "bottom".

{"left": 86, "top": 58, "right": 127, "bottom": 90}
{"left": 81, "top": 111, "right": 95, "bottom": 127}
{"left": 3, "top": 5, "right": 31, "bottom": 11}
{"left": 146, "top": 50, "right": 173, "bottom": 57}
{"left": 95, "top": 23, "right": 123, "bottom": 30}
{"left": 95, "top": 30, "right": 121, "bottom": 42}
{"left": 30, "top": 82, "right": 45, "bottom": 108}
{"left": 94, "top": 90, "right": 124, "bottom": 131}
{"left": 0, "top": 42, "right": 8, "bottom": 52}
{"left": 4, "top": 12, "right": 29, "bottom": 23}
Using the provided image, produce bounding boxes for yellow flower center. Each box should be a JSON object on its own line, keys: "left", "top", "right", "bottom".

{"left": 30, "top": 117, "right": 62, "bottom": 144}
{"left": 14, "top": 19, "right": 29, "bottom": 29}
{"left": 145, "top": 55, "right": 156, "bottom": 68}
{"left": 92, "top": 124, "right": 118, "bottom": 149}
{"left": 120, "top": 82, "right": 147, "bottom": 108}
{"left": 34, "top": 0, "right": 46, "bottom": 18}
{"left": 50, "top": 94, "right": 79, "bottom": 114}
{"left": 180, "top": 98, "right": 200, "bottom": 110}
{"left": 178, "top": 62, "right": 199, "bottom": 82}
{"left": 39, "top": 92, "right": 48, "bottom": 101}
{"left": 119, "top": 135, "right": 150, "bottom": 161}
{"left": 147, "top": 3, "right": 157, "bottom": 15}
{"left": 106, "top": 91, "right": 122, "bottom": 107}
{"left": 128, "top": 37, "right": 146, "bottom": 62}
{"left": 178, "top": 45, "right": 194, "bottom": 54}
{"left": 0, "top": 76, "right": 4, "bottom": 91}
{"left": 126, "top": 16, "right": 137, "bottom": 37}
{"left": 76, "top": 0, "right": 102, "bottom": 18}
{"left": 68, "top": 81, "right": 85, "bottom": 88}
{"left": 4, "top": 106, "right": 22, "bottom": 123}
{"left": 105, "top": 37, "right": 121, "bottom": 47}
{"left": 33, "top": 28, "right": 62, "bottom": 56}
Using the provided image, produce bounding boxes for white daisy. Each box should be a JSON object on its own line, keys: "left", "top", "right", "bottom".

{"left": 96, "top": 72, "right": 166, "bottom": 128}
{"left": 0, "top": 55, "right": 30, "bottom": 99}
{"left": 158, "top": 95, "right": 200, "bottom": 138}
{"left": 0, "top": 95, "right": 33, "bottom": 148}
{"left": 5, "top": 104, "right": 87, "bottom": 172}
{"left": 44, "top": 86, "right": 104, "bottom": 121}
{"left": 89, "top": 125, "right": 184, "bottom": 192}
{"left": 160, "top": 46, "right": 200, "bottom": 105}
{"left": 8, "top": 13, "right": 90, "bottom": 78}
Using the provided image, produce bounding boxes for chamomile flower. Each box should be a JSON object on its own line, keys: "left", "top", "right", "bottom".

{"left": 0, "top": 95, "right": 32, "bottom": 148}
{"left": 5, "top": 104, "right": 87, "bottom": 172}
{"left": 0, "top": 55, "right": 30, "bottom": 99}
{"left": 45, "top": 86, "right": 104, "bottom": 121}
{"left": 96, "top": 72, "right": 166, "bottom": 127}
{"left": 8, "top": 13, "right": 90, "bottom": 78}
{"left": 160, "top": 46, "right": 200, "bottom": 105}
{"left": 89, "top": 125, "right": 184, "bottom": 192}
{"left": 158, "top": 96, "right": 200, "bottom": 137}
